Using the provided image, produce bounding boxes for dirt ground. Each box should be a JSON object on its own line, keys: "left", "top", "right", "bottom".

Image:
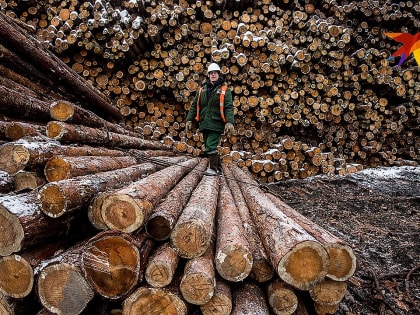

{"left": 269, "top": 166, "right": 420, "bottom": 314}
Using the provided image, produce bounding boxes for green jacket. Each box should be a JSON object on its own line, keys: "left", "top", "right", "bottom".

{"left": 186, "top": 80, "right": 234, "bottom": 133}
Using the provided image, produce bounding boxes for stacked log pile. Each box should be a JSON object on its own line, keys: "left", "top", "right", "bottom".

{"left": 1, "top": 0, "right": 419, "bottom": 183}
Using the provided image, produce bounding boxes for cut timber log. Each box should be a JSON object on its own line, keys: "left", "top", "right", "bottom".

{"left": 122, "top": 286, "right": 188, "bottom": 315}
{"left": 180, "top": 245, "right": 215, "bottom": 305}
{"left": 200, "top": 276, "right": 232, "bottom": 315}
{"left": 0, "top": 254, "right": 33, "bottom": 298}
{"left": 223, "top": 164, "right": 274, "bottom": 283}
{"left": 231, "top": 281, "right": 270, "bottom": 315}
{"left": 49, "top": 100, "right": 142, "bottom": 138}
{"left": 309, "top": 278, "right": 347, "bottom": 307}
{"left": 267, "top": 279, "right": 298, "bottom": 315}
{"left": 0, "top": 12, "right": 121, "bottom": 120}
{"left": 0, "top": 139, "right": 127, "bottom": 175}
{"left": 145, "top": 159, "right": 208, "bottom": 240}
{"left": 81, "top": 230, "right": 154, "bottom": 299}
{"left": 145, "top": 242, "right": 179, "bottom": 288}
{"left": 0, "top": 191, "right": 83, "bottom": 256}
{"left": 229, "top": 165, "right": 329, "bottom": 290}
{"left": 215, "top": 175, "right": 253, "bottom": 282}
{"left": 13, "top": 170, "right": 45, "bottom": 191}
{"left": 170, "top": 175, "right": 219, "bottom": 259}
{"left": 0, "top": 171, "right": 13, "bottom": 194}
{"left": 38, "top": 159, "right": 175, "bottom": 218}
{"left": 266, "top": 193, "right": 356, "bottom": 281}
{"left": 44, "top": 155, "right": 139, "bottom": 182}
{"left": 100, "top": 157, "right": 199, "bottom": 233}
{"left": 5, "top": 121, "right": 47, "bottom": 141}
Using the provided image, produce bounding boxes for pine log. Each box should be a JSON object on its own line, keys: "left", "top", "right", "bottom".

{"left": 5, "top": 121, "right": 47, "bottom": 141}
{"left": 44, "top": 155, "right": 139, "bottom": 182}
{"left": 0, "top": 191, "right": 84, "bottom": 256}
{"left": 0, "top": 12, "right": 121, "bottom": 120}
{"left": 266, "top": 193, "right": 356, "bottom": 281}
{"left": 267, "top": 279, "right": 298, "bottom": 315}
{"left": 215, "top": 175, "right": 253, "bottom": 282}
{"left": 122, "top": 286, "right": 188, "bottom": 315}
{"left": 223, "top": 164, "right": 274, "bottom": 283}
{"left": 231, "top": 281, "right": 270, "bottom": 315}
{"left": 0, "top": 139, "right": 127, "bottom": 175}
{"left": 145, "top": 242, "right": 179, "bottom": 288}
{"left": 13, "top": 170, "right": 45, "bottom": 191}
{"left": 38, "top": 160, "right": 167, "bottom": 218}
{"left": 49, "top": 100, "right": 142, "bottom": 137}
{"left": 179, "top": 245, "right": 215, "bottom": 305}
{"left": 46, "top": 121, "right": 171, "bottom": 150}
{"left": 309, "top": 278, "right": 347, "bottom": 307}
{"left": 170, "top": 175, "right": 219, "bottom": 259}
{"left": 81, "top": 230, "right": 154, "bottom": 299}
{"left": 0, "top": 254, "right": 33, "bottom": 298}
{"left": 100, "top": 157, "right": 199, "bottom": 233}
{"left": 145, "top": 159, "right": 208, "bottom": 240}
{"left": 0, "top": 171, "right": 14, "bottom": 194}
{"left": 200, "top": 276, "right": 232, "bottom": 315}
{"left": 229, "top": 164, "right": 329, "bottom": 290}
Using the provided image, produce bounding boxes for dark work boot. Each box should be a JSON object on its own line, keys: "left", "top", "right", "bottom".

{"left": 204, "top": 153, "right": 219, "bottom": 176}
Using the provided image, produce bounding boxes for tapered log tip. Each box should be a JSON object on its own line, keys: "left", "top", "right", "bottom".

{"left": 123, "top": 287, "right": 187, "bottom": 315}
{"left": 38, "top": 184, "right": 66, "bottom": 218}
{"left": 277, "top": 240, "right": 329, "bottom": 291}
{"left": 0, "top": 143, "right": 30, "bottom": 175}
{"left": 170, "top": 220, "right": 210, "bottom": 259}
{"left": 101, "top": 194, "right": 146, "bottom": 233}
{"left": 0, "top": 205, "right": 24, "bottom": 255}
{"left": 215, "top": 245, "right": 253, "bottom": 282}
{"left": 325, "top": 243, "right": 357, "bottom": 281}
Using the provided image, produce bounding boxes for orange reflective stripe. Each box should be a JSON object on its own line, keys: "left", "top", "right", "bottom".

{"left": 195, "top": 86, "right": 203, "bottom": 122}
{"left": 220, "top": 85, "right": 227, "bottom": 123}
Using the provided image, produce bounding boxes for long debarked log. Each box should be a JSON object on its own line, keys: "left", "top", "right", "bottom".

{"left": 44, "top": 155, "right": 139, "bottom": 182}
{"left": 39, "top": 158, "right": 185, "bottom": 218}
{"left": 200, "top": 276, "right": 232, "bottom": 315}
{"left": 145, "top": 159, "right": 208, "bottom": 240}
{"left": 215, "top": 175, "right": 253, "bottom": 282}
{"left": 229, "top": 164, "right": 329, "bottom": 290}
{"left": 46, "top": 121, "right": 171, "bottom": 150}
{"left": 223, "top": 165, "right": 274, "bottom": 283}
{"left": 81, "top": 230, "right": 154, "bottom": 299}
{"left": 266, "top": 193, "right": 356, "bottom": 281}
{"left": 170, "top": 174, "right": 219, "bottom": 259}
{"left": 0, "top": 12, "right": 121, "bottom": 120}
{"left": 0, "top": 139, "right": 128, "bottom": 175}
{"left": 145, "top": 242, "right": 179, "bottom": 288}
{"left": 100, "top": 157, "right": 199, "bottom": 233}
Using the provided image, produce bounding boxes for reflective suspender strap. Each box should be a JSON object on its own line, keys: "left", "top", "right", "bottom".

{"left": 195, "top": 86, "right": 203, "bottom": 122}
{"left": 220, "top": 85, "right": 227, "bottom": 123}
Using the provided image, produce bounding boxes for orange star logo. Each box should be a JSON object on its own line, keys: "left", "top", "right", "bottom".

{"left": 385, "top": 32, "right": 420, "bottom": 67}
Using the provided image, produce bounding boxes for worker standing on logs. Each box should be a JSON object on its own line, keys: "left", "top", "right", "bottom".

{"left": 185, "top": 63, "right": 235, "bottom": 175}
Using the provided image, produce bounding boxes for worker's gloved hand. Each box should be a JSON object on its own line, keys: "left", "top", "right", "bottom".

{"left": 224, "top": 123, "right": 234, "bottom": 135}
{"left": 185, "top": 121, "right": 192, "bottom": 133}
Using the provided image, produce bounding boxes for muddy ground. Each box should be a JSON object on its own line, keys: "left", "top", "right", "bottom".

{"left": 270, "top": 166, "right": 420, "bottom": 315}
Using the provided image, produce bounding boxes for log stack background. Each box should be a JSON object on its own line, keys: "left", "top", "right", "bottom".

{"left": 0, "top": 0, "right": 418, "bottom": 314}
{"left": 1, "top": 0, "right": 419, "bottom": 183}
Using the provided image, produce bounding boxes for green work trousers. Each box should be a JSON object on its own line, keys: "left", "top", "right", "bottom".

{"left": 202, "top": 129, "right": 222, "bottom": 153}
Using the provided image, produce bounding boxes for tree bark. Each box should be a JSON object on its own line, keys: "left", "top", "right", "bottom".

{"left": 223, "top": 165, "right": 274, "bottom": 283}
{"left": 100, "top": 157, "right": 198, "bottom": 233}
{"left": 231, "top": 281, "right": 270, "bottom": 315}
{"left": 145, "top": 159, "right": 207, "bottom": 241}
{"left": 0, "top": 171, "right": 13, "bottom": 194}
{"left": 215, "top": 175, "right": 253, "bottom": 282}
{"left": 266, "top": 193, "right": 356, "bottom": 282}
{"left": 229, "top": 164, "right": 329, "bottom": 290}
{"left": 170, "top": 175, "right": 219, "bottom": 259}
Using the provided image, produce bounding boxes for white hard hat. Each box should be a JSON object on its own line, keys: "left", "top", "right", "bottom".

{"left": 207, "top": 63, "right": 221, "bottom": 72}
